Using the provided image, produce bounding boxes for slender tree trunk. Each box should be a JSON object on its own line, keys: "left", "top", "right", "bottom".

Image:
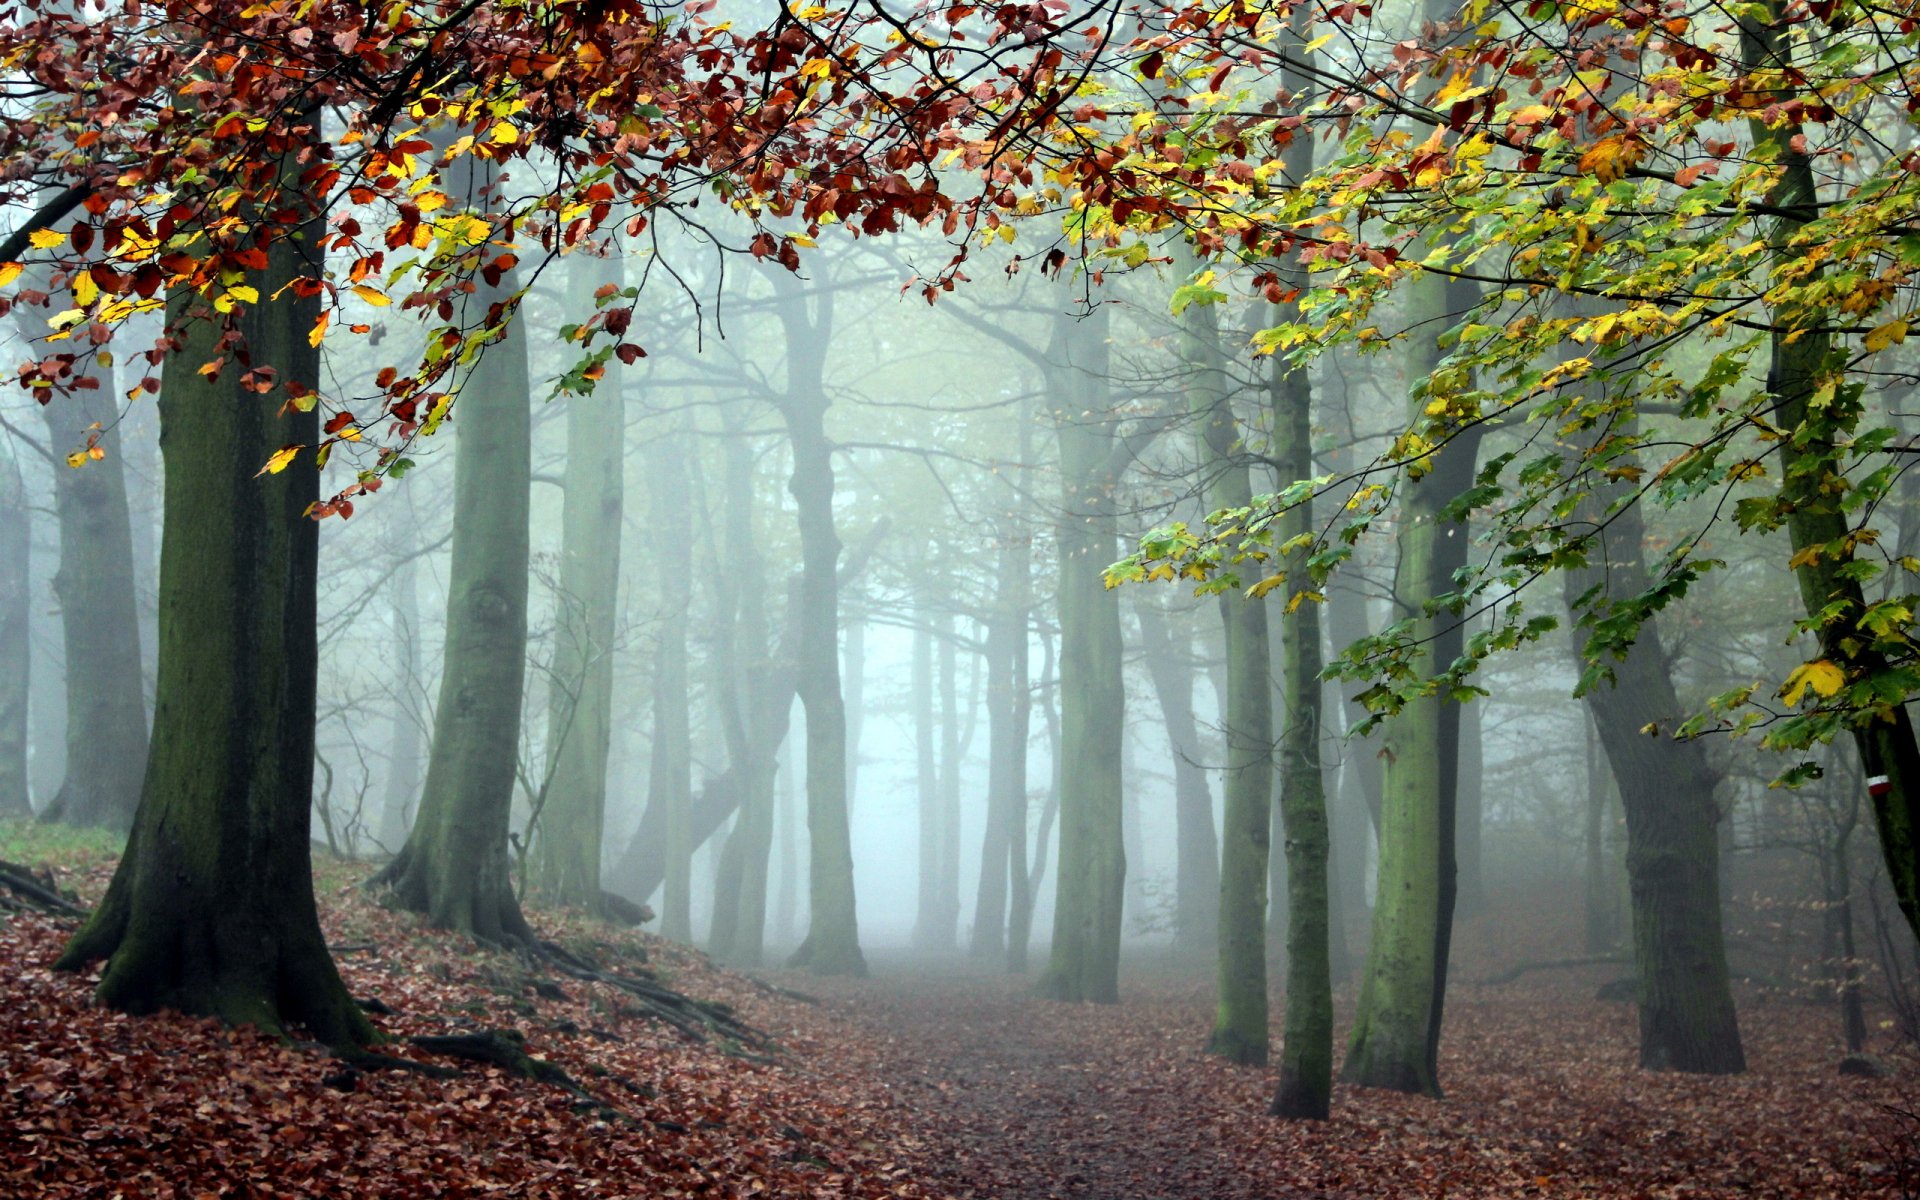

{"left": 58, "top": 149, "right": 371, "bottom": 1044}
{"left": 844, "top": 603, "right": 865, "bottom": 813}
{"left": 377, "top": 521, "right": 424, "bottom": 853}
{"left": 650, "top": 423, "right": 695, "bottom": 942}
{"left": 1138, "top": 602, "right": 1221, "bottom": 955}
{"left": 1583, "top": 714, "right": 1619, "bottom": 954}
{"left": 1177, "top": 257, "right": 1273, "bottom": 1065}
{"left": 1741, "top": 13, "right": 1920, "bottom": 950}
{"left": 35, "top": 359, "right": 147, "bottom": 831}
{"left": 1037, "top": 305, "right": 1127, "bottom": 1004}
{"left": 1455, "top": 700, "right": 1485, "bottom": 916}
{"left": 532, "top": 253, "right": 626, "bottom": 909}
{"left": 0, "top": 441, "right": 28, "bottom": 817}
{"left": 1268, "top": 294, "right": 1334, "bottom": 1116}
{"left": 912, "top": 608, "right": 945, "bottom": 950}
{"left": 371, "top": 226, "right": 534, "bottom": 945}
{"left": 975, "top": 602, "right": 1015, "bottom": 961}
{"left": 936, "top": 614, "right": 964, "bottom": 947}
{"left": 774, "top": 276, "right": 864, "bottom": 976}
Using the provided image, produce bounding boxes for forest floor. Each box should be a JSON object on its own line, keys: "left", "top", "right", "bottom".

{"left": 0, "top": 824, "right": 1913, "bottom": 1198}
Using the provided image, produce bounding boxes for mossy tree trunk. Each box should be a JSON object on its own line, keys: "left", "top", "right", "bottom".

{"left": 1342, "top": 269, "right": 1478, "bottom": 1097}
{"left": 57, "top": 152, "right": 371, "bottom": 1044}
{"left": 772, "top": 273, "right": 864, "bottom": 976}
{"left": 532, "top": 253, "right": 626, "bottom": 910}
{"left": 1268, "top": 297, "right": 1335, "bottom": 1117}
{"left": 34, "top": 355, "right": 147, "bottom": 831}
{"left": 371, "top": 234, "right": 534, "bottom": 946}
{"left": 0, "top": 441, "right": 31, "bottom": 817}
{"left": 1178, "top": 258, "right": 1273, "bottom": 1065}
{"left": 1741, "top": 13, "right": 1920, "bottom": 950}
{"left": 1037, "top": 304, "right": 1127, "bottom": 1004}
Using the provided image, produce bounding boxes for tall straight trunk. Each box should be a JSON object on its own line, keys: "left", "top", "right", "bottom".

{"left": 1025, "top": 625, "right": 1064, "bottom": 912}
{"left": 1179, "top": 257, "right": 1273, "bottom": 1065}
{"left": 1740, "top": 13, "right": 1920, "bottom": 951}
{"left": 377, "top": 522, "right": 424, "bottom": 853}
{"left": 1455, "top": 699, "right": 1484, "bottom": 915}
{"left": 1004, "top": 408, "right": 1038, "bottom": 975}
{"left": 1583, "top": 714, "right": 1619, "bottom": 953}
{"left": 1342, "top": 269, "right": 1474, "bottom": 1097}
{"left": 58, "top": 145, "right": 371, "bottom": 1043}
{"left": 1138, "top": 602, "right": 1221, "bottom": 955}
{"left": 650, "top": 424, "right": 695, "bottom": 942}
{"left": 36, "top": 358, "right": 147, "bottom": 831}
{"left": 773, "top": 275, "right": 863, "bottom": 976}
{"left": 0, "top": 441, "right": 27, "bottom": 817}
{"left": 1565, "top": 424, "right": 1744, "bottom": 1073}
{"left": 532, "top": 253, "right": 626, "bottom": 908}
{"left": 775, "top": 721, "right": 800, "bottom": 947}
{"left": 912, "top": 609, "right": 944, "bottom": 950}
{"left": 707, "top": 419, "right": 793, "bottom": 967}
{"left": 1268, "top": 293, "right": 1335, "bottom": 1116}
{"left": 844, "top": 604, "right": 866, "bottom": 812}
{"left": 936, "top": 615, "right": 964, "bottom": 946}
{"left": 975, "top": 604, "right": 1014, "bottom": 960}
{"left": 1037, "top": 304, "right": 1127, "bottom": 1004}
{"left": 372, "top": 226, "right": 534, "bottom": 945}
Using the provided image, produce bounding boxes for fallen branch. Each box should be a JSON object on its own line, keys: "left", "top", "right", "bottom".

{"left": 0, "top": 859, "right": 86, "bottom": 918}
{"left": 1474, "top": 954, "right": 1630, "bottom": 986}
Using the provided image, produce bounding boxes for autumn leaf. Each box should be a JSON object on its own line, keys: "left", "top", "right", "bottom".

{"left": 26, "top": 228, "right": 64, "bottom": 250}
{"left": 1865, "top": 318, "right": 1908, "bottom": 353}
{"left": 1576, "top": 134, "right": 1647, "bottom": 185}
{"left": 1780, "top": 659, "right": 1846, "bottom": 706}
{"left": 256, "top": 445, "right": 302, "bottom": 476}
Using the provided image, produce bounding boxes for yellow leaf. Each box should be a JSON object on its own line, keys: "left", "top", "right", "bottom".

{"left": 257, "top": 444, "right": 302, "bottom": 476}
{"left": 351, "top": 284, "right": 391, "bottom": 307}
{"left": 309, "top": 311, "right": 329, "bottom": 348}
{"left": 71, "top": 271, "right": 97, "bottom": 307}
{"left": 1865, "top": 319, "right": 1908, "bottom": 353}
{"left": 0, "top": 262, "right": 22, "bottom": 288}
{"left": 65, "top": 450, "right": 86, "bottom": 468}
{"left": 27, "top": 228, "right": 64, "bottom": 250}
{"left": 1577, "top": 134, "right": 1646, "bottom": 185}
{"left": 1246, "top": 574, "right": 1286, "bottom": 600}
{"left": 1780, "top": 659, "right": 1846, "bottom": 707}
{"left": 489, "top": 121, "right": 520, "bottom": 144}
{"left": 226, "top": 284, "right": 259, "bottom": 305}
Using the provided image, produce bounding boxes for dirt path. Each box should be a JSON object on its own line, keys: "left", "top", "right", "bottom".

{"left": 792, "top": 964, "right": 1296, "bottom": 1200}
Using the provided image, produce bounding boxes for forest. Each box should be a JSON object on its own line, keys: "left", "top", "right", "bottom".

{"left": 1, "top": 0, "right": 1918, "bottom": 1194}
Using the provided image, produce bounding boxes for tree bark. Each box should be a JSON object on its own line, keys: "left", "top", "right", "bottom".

{"left": 0, "top": 440, "right": 28, "bottom": 818}
{"left": 376, "top": 513, "right": 424, "bottom": 855}
{"left": 531, "top": 252, "right": 626, "bottom": 909}
{"left": 772, "top": 273, "right": 864, "bottom": 976}
{"left": 912, "top": 606, "right": 945, "bottom": 951}
{"left": 35, "top": 357, "right": 147, "bottom": 831}
{"left": 1037, "top": 304, "right": 1127, "bottom": 1004}
{"left": 371, "top": 224, "right": 534, "bottom": 946}
{"left": 1178, "top": 258, "right": 1273, "bottom": 1065}
{"left": 1137, "top": 602, "right": 1221, "bottom": 956}
{"left": 650, "top": 422, "right": 695, "bottom": 942}
{"left": 57, "top": 150, "right": 371, "bottom": 1044}
{"left": 1268, "top": 298, "right": 1334, "bottom": 1118}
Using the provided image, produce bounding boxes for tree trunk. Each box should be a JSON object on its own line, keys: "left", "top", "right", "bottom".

{"left": 1582, "top": 714, "right": 1620, "bottom": 954}
{"left": 773, "top": 275, "right": 864, "bottom": 976}
{"left": 1342, "top": 271, "right": 1475, "bottom": 1098}
{"left": 36, "top": 358, "right": 147, "bottom": 831}
{"left": 1178, "top": 258, "right": 1273, "bottom": 1065}
{"left": 974, "top": 603, "right": 1014, "bottom": 961}
{"left": 650, "top": 423, "right": 695, "bottom": 942}
{"left": 1268, "top": 296, "right": 1334, "bottom": 1117}
{"left": 371, "top": 233, "right": 534, "bottom": 946}
{"left": 936, "top": 613, "right": 964, "bottom": 948}
{"left": 1037, "top": 304, "right": 1127, "bottom": 1004}
{"left": 57, "top": 154, "right": 371, "bottom": 1044}
{"left": 0, "top": 440, "right": 28, "bottom": 817}
{"left": 532, "top": 253, "right": 626, "bottom": 909}
{"left": 377, "top": 514, "right": 424, "bottom": 855}
{"left": 1138, "top": 602, "right": 1221, "bottom": 956}
{"left": 912, "top": 608, "right": 945, "bottom": 950}
{"left": 1565, "top": 432, "right": 1745, "bottom": 1073}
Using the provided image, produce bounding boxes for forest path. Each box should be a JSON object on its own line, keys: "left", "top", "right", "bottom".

{"left": 789, "top": 959, "right": 1291, "bottom": 1200}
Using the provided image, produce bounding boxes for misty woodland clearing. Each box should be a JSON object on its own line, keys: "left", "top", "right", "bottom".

{"left": 4, "top": 0, "right": 1920, "bottom": 1193}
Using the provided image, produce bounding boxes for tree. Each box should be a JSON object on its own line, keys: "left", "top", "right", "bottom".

{"left": 531, "top": 252, "right": 627, "bottom": 910}
{"left": 650, "top": 417, "right": 696, "bottom": 942}
{"left": 371, "top": 202, "right": 535, "bottom": 945}
{"left": 1177, "top": 256, "right": 1274, "bottom": 1065}
{"left": 0, "top": 437, "right": 30, "bottom": 818}
{"left": 56, "top": 139, "right": 372, "bottom": 1044}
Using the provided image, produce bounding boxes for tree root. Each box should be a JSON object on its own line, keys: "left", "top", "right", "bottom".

{"left": 409, "top": 1029, "right": 576, "bottom": 1086}
{"left": 0, "top": 859, "right": 86, "bottom": 918}
{"left": 528, "top": 939, "right": 772, "bottom": 1054}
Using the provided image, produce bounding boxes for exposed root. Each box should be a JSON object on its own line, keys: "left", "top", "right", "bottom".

{"left": 529, "top": 939, "right": 772, "bottom": 1054}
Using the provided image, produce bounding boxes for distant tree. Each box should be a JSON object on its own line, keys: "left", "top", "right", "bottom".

{"left": 0, "top": 438, "right": 29, "bottom": 818}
